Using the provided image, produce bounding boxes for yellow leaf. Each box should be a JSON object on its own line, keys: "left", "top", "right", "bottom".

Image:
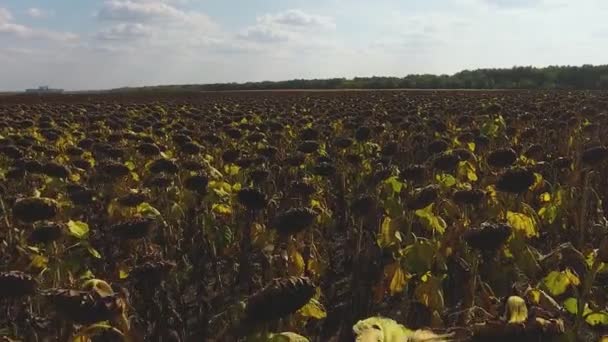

{"left": 69, "top": 173, "right": 81, "bottom": 183}
{"left": 415, "top": 205, "right": 447, "bottom": 234}
{"left": 288, "top": 245, "right": 305, "bottom": 276}
{"left": 436, "top": 173, "right": 457, "bottom": 188}
{"left": 212, "top": 203, "right": 232, "bottom": 216}
{"left": 377, "top": 216, "right": 402, "bottom": 249}
{"left": 467, "top": 142, "right": 476, "bottom": 152}
{"left": 298, "top": 298, "right": 327, "bottom": 319}
{"left": 389, "top": 266, "right": 410, "bottom": 295}
{"left": 30, "top": 254, "right": 48, "bottom": 269}
{"left": 307, "top": 258, "right": 326, "bottom": 277}
{"left": 224, "top": 164, "right": 240, "bottom": 176}
{"left": 119, "top": 268, "right": 129, "bottom": 280}
{"left": 540, "top": 192, "right": 551, "bottom": 203}
{"left": 68, "top": 220, "right": 89, "bottom": 239}
{"left": 564, "top": 268, "right": 580, "bottom": 286}
{"left": 507, "top": 211, "right": 538, "bottom": 238}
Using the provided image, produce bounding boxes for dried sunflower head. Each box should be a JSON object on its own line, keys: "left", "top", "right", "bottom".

{"left": 0, "top": 271, "right": 37, "bottom": 298}
{"left": 274, "top": 207, "right": 317, "bottom": 235}
{"left": 245, "top": 276, "right": 316, "bottom": 323}
{"left": 13, "top": 197, "right": 58, "bottom": 223}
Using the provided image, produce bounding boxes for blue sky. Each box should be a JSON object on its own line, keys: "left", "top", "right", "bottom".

{"left": 1, "top": 0, "right": 606, "bottom": 90}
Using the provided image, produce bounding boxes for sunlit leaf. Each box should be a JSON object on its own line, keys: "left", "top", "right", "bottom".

{"left": 586, "top": 312, "right": 608, "bottom": 326}
{"left": 436, "top": 173, "right": 457, "bottom": 188}
{"left": 415, "top": 204, "right": 447, "bottom": 234}
{"left": 541, "top": 270, "right": 579, "bottom": 296}
{"left": 212, "top": 203, "right": 232, "bottom": 216}
{"left": 298, "top": 298, "right": 327, "bottom": 319}
{"left": 507, "top": 211, "right": 538, "bottom": 238}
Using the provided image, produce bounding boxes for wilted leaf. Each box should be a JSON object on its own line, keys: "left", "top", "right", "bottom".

{"left": 389, "top": 266, "right": 410, "bottom": 295}
{"left": 414, "top": 273, "right": 445, "bottom": 311}
{"left": 137, "top": 202, "right": 161, "bottom": 218}
{"left": 287, "top": 245, "right": 305, "bottom": 276}
{"left": 541, "top": 270, "right": 579, "bottom": 296}
{"left": 212, "top": 203, "right": 232, "bottom": 216}
{"left": 507, "top": 211, "right": 538, "bottom": 238}
{"left": 298, "top": 298, "right": 327, "bottom": 319}
{"left": 415, "top": 204, "right": 447, "bottom": 234}
{"left": 68, "top": 220, "right": 89, "bottom": 239}
{"left": 436, "top": 173, "right": 457, "bottom": 188}
{"left": 377, "top": 216, "right": 402, "bottom": 249}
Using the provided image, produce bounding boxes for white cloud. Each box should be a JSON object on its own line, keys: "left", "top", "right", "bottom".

{"left": 27, "top": 8, "right": 53, "bottom": 18}
{"left": 95, "top": 23, "right": 152, "bottom": 41}
{"left": 0, "top": 8, "right": 12, "bottom": 23}
{"left": 0, "top": 7, "right": 76, "bottom": 42}
{"left": 258, "top": 9, "right": 336, "bottom": 30}
{"left": 238, "top": 9, "right": 336, "bottom": 44}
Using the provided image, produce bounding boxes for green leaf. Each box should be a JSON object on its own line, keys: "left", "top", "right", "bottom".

{"left": 137, "top": 202, "right": 161, "bottom": 217}
{"left": 541, "top": 270, "right": 579, "bottom": 296}
{"left": 415, "top": 204, "right": 447, "bottom": 234}
{"left": 87, "top": 245, "right": 102, "bottom": 259}
{"left": 267, "top": 332, "right": 310, "bottom": 342}
{"left": 384, "top": 176, "right": 404, "bottom": 193}
{"left": 586, "top": 312, "right": 608, "bottom": 326}
{"left": 563, "top": 297, "right": 591, "bottom": 316}
{"left": 435, "top": 173, "right": 456, "bottom": 188}
{"left": 402, "top": 239, "right": 436, "bottom": 274}
{"left": 68, "top": 220, "right": 89, "bottom": 239}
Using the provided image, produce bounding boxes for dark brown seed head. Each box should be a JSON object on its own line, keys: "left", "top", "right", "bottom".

{"left": 464, "top": 222, "right": 512, "bottom": 251}
{"left": 29, "top": 221, "right": 64, "bottom": 244}
{"left": 44, "top": 289, "right": 124, "bottom": 325}
{"left": 274, "top": 207, "right": 317, "bottom": 235}
{"left": 41, "top": 162, "right": 71, "bottom": 179}
{"left": 582, "top": 146, "right": 608, "bottom": 166}
{"left": 97, "top": 162, "right": 130, "bottom": 178}
{"left": 137, "top": 143, "right": 161, "bottom": 157}
{"left": 453, "top": 189, "right": 485, "bottom": 206}
{"left": 117, "top": 191, "right": 148, "bottom": 207}
{"left": 355, "top": 126, "right": 372, "bottom": 142}
{"left": 237, "top": 188, "right": 267, "bottom": 211}
{"left": 183, "top": 174, "right": 209, "bottom": 194}
{"left": 298, "top": 140, "right": 319, "bottom": 154}
{"left": 112, "top": 217, "right": 155, "bottom": 240}
{"left": 13, "top": 197, "right": 58, "bottom": 223}
{"left": 334, "top": 137, "right": 353, "bottom": 149}
{"left": 496, "top": 167, "right": 535, "bottom": 194}
{"left": 245, "top": 276, "right": 316, "bottom": 322}
{"left": 148, "top": 158, "right": 179, "bottom": 174}
{"left": 0, "top": 271, "right": 37, "bottom": 298}
{"left": 487, "top": 148, "right": 518, "bottom": 168}
{"left": 400, "top": 164, "right": 427, "bottom": 183}
{"left": 313, "top": 162, "right": 336, "bottom": 177}
{"left": 408, "top": 185, "right": 439, "bottom": 210}
{"left": 433, "top": 152, "right": 460, "bottom": 172}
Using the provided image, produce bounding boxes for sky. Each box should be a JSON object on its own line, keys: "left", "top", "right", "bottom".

{"left": 0, "top": 0, "right": 607, "bottom": 91}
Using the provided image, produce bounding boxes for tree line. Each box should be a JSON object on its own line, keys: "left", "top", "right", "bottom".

{"left": 110, "top": 65, "right": 608, "bottom": 92}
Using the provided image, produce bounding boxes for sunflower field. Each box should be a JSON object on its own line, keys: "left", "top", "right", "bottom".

{"left": 1, "top": 90, "right": 608, "bottom": 341}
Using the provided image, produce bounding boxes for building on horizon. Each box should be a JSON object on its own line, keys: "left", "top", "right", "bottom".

{"left": 25, "top": 86, "right": 64, "bottom": 94}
